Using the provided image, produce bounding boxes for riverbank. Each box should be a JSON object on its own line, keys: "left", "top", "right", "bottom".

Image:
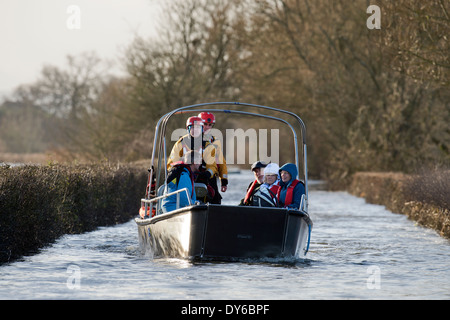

{"left": 348, "top": 171, "right": 450, "bottom": 239}
{"left": 0, "top": 163, "right": 147, "bottom": 263}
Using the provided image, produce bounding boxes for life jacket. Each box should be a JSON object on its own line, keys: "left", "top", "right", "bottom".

{"left": 253, "top": 184, "right": 280, "bottom": 207}
{"left": 167, "top": 162, "right": 195, "bottom": 198}
{"left": 139, "top": 205, "right": 156, "bottom": 218}
{"left": 269, "top": 184, "right": 280, "bottom": 196}
{"left": 179, "top": 135, "right": 218, "bottom": 177}
{"left": 243, "top": 180, "right": 259, "bottom": 205}
{"left": 277, "top": 179, "right": 300, "bottom": 207}
{"left": 180, "top": 135, "right": 208, "bottom": 155}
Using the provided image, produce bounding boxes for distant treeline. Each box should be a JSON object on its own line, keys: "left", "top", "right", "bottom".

{"left": 0, "top": 163, "right": 147, "bottom": 263}
{"left": 0, "top": 0, "right": 448, "bottom": 185}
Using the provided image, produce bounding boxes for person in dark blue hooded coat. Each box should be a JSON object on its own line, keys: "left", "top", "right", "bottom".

{"left": 276, "top": 163, "right": 305, "bottom": 210}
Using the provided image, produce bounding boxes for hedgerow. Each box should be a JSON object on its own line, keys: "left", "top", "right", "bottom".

{"left": 0, "top": 163, "right": 147, "bottom": 263}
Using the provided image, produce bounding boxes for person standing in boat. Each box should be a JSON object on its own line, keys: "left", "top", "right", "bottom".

{"left": 277, "top": 163, "right": 305, "bottom": 210}
{"left": 167, "top": 116, "right": 207, "bottom": 168}
{"left": 239, "top": 161, "right": 267, "bottom": 206}
{"left": 161, "top": 150, "right": 202, "bottom": 213}
{"left": 167, "top": 116, "right": 217, "bottom": 201}
{"left": 198, "top": 112, "right": 228, "bottom": 204}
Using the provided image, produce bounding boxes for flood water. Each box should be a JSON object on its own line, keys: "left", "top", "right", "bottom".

{"left": 1, "top": 171, "right": 449, "bottom": 300}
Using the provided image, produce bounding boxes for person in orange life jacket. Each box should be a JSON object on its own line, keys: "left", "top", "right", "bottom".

{"left": 239, "top": 161, "right": 267, "bottom": 206}
{"left": 197, "top": 112, "right": 228, "bottom": 204}
{"left": 167, "top": 116, "right": 205, "bottom": 168}
{"left": 198, "top": 112, "right": 228, "bottom": 190}
{"left": 167, "top": 116, "right": 217, "bottom": 199}
{"left": 161, "top": 150, "right": 202, "bottom": 213}
{"left": 277, "top": 163, "right": 305, "bottom": 210}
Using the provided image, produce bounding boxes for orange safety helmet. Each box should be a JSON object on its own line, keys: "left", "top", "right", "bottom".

{"left": 198, "top": 112, "right": 215, "bottom": 125}
{"left": 186, "top": 116, "right": 204, "bottom": 128}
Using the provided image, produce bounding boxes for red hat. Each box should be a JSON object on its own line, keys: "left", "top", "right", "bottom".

{"left": 198, "top": 112, "right": 215, "bottom": 124}
{"left": 186, "top": 116, "right": 204, "bottom": 128}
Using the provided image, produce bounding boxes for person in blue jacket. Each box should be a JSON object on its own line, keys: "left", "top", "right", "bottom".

{"left": 161, "top": 150, "right": 201, "bottom": 213}
{"left": 276, "top": 163, "right": 305, "bottom": 210}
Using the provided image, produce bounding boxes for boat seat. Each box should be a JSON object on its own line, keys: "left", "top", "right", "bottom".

{"left": 194, "top": 183, "right": 208, "bottom": 201}
{"left": 155, "top": 183, "right": 207, "bottom": 210}
{"left": 159, "top": 183, "right": 207, "bottom": 199}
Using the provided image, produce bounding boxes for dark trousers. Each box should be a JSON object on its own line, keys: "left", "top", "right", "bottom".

{"left": 209, "top": 176, "right": 222, "bottom": 204}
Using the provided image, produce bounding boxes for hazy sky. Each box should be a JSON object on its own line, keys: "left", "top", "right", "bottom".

{"left": 0, "top": 0, "right": 160, "bottom": 98}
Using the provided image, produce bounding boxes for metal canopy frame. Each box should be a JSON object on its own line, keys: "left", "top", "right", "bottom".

{"left": 146, "top": 102, "right": 309, "bottom": 211}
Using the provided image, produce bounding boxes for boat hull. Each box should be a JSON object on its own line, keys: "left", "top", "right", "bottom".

{"left": 135, "top": 204, "right": 312, "bottom": 260}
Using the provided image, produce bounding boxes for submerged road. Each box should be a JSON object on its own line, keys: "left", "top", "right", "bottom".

{"left": 1, "top": 171, "right": 449, "bottom": 299}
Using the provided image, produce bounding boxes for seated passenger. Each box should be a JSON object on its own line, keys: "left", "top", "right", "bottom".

{"left": 260, "top": 163, "right": 280, "bottom": 194}
{"left": 239, "top": 161, "right": 267, "bottom": 206}
{"left": 161, "top": 151, "right": 202, "bottom": 213}
{"left": 277, "top": 163, "right": 305, "bottom": 210}
{"left": 253, "top": 163, "right": 281, "bottom": 207}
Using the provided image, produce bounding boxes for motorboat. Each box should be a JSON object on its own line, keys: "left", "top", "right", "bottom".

{"left": 135, "top": 102, "right": 312, "bottom": 261}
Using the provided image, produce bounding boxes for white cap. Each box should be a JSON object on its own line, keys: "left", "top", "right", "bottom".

{"left": 264, "top": 163, "right": 279, "bottom": 176}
